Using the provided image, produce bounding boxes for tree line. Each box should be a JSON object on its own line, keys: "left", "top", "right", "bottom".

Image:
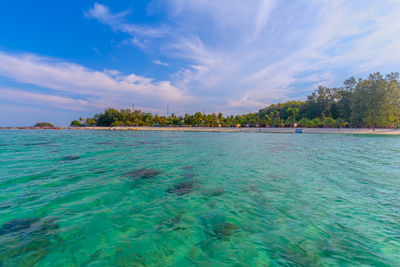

{"left": 71, "top": 72, "right": 400, "bottom": 128}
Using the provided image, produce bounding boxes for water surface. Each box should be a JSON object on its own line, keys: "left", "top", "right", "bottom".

{"left": 0, "top": 130, "right": 399, "bottom": 266}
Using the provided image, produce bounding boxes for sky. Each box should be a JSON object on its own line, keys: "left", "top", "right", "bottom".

{"left": 1, "top": 0, "right": 400, "bottom": 126}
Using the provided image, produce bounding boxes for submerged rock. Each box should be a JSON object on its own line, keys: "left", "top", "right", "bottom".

{"left": 0, "top": 203, "right": 11, "bottom": 210}
{"left": 182, "top": 172, "right": 196, "bottom": 179}
{"left": 136, "top": 141, "right": 159, "bottom": 145}
{"left": 279, "top": 243, "right": 321, "bottom": 266}
{"left": 271, "top": 175, "right": 281, "bottom": 180}
{"left": 129, "top": 168, "right": 162, "bottom": 180}
{"left": 171, "top": 213, "right": 183, "bottom": 225}
{"left": 139, "top": 141, "right": 154, "bottom": 145}
{"left": 0, "top": 217, "right": 61, "bottom": 266}
{"left": 0, "top": 218, "right": 40, "bottom": 235}
{"left": 38, "top": 218, "right": 60, "bottom": 233}
{"left": 182, "top": 166, "right": 194, "bottom": 171}
{"left": 23, "top": 142, "right": 52, "bottom": 146}
{"left": 96, "top": 141, "right": 115, "bottom": 145}
{"left": 167, "top": 181, "right": 194, "bottom": 195}
{"left": 158, "top": 213, "right": 185, "bottom": 230}
{"left": 114, "top": 246, "right": 147, "bottom": 267}
{"left": 212, "top": 222, "right": 240, "bottom": 240}
{"left": 0, "top": 238, "right": 52, "bottom": 266}
{"left": 205, "top": 187, "right": 226, "bottom": 197}
{"left": 0, "top": 217, "right": 59, "bottom": 237}
{"left": 93, "top": 168, "right": 107, "bottom": 174}
{"left": 61, "top": 155, "right": 80, "bottom": 161}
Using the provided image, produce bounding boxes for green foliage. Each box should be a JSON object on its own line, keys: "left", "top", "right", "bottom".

{"left": 34, "top": 122, "right": 55, "bottom": 127}
{"left": 350, "top": 73, "right": 400, "bottom": 127}
{"left": 85, "top": 118, "right": 97, "bottom": 126}
{"left": 70, "top": 120, "right": 82, "bottom": 126}
{"left": 72, "top": 73, "right": 400, "bottom": 128}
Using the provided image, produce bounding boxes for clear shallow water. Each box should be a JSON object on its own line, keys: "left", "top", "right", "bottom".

{"left": 0, "top": 130, "right": 400, "bottom": 266}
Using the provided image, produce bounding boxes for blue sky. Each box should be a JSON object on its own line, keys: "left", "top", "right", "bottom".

{"left": 1, "top": 0, "right": 400, "bottom": 126}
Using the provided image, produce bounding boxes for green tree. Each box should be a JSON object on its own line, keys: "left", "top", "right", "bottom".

{"left": 70, "top": 120, "right": 82, "bottom": 127}
{"left": 34, "top": 122, "right": 55, "bottom": 127}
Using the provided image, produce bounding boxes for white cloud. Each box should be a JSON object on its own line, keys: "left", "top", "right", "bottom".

{"left": 88, "top": 0, "right": 400, "bottom": 113}
{"left": 85, "top": 3, "right": 129, "bottom": 25}
{"left": 0, "top": 51, "right": 192, "bottom": 113}
{"left": 0, "top": 87, "right": 89, "bottom": 111}
{"left": 153, "top": 60, "right": 169, "bottom": 66}
{"left": 103, "top": 69, "right": 120, "bottom": 76}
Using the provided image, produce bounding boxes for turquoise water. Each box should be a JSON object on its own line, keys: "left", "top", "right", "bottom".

{"left": 1, "top": 130, "right": 400, "bottom": 266}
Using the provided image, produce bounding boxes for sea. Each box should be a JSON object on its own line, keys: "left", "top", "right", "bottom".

{"left": 0, "top": 130, "right": 399, "bottom": 266}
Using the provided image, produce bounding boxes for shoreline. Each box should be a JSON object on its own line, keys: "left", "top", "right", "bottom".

{"left": 1, "top": 126, "right": 400, "bottom": 135}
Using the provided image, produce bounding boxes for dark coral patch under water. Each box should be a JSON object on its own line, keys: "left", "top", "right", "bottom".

{"left": 1, "top": 238, "right": 52, "bottom": 266}
{"left": 23, "top": 142, "right": 53, "bottom": 146}
{"left": 0, "top": 218, "right": 40, "bottom": 235}
{"left": 167, "top": 181, "right": 194, "bottom": 195}
{"left": 0, "top": 217, "right": 59, "bottom": 237}
{"left": 129, "top": 168, "right": 162, "bottom": 180}
{"left": 0, "top": 217, "right": 61, "bottom": 266}
{"left": 113, "top": 245, "right": 147, "bottom": 267}
{"left": 0, "top": 203, "right": 11, "bottom": 210}
{"left": 204, "top": 187, "right": 226, "bottom": 197}
{"left": 96, "top": 141, "right": 116, "bottom": 145}
{"left": 61, "top": 155, "right": 81, "bottom": 161}
{"left": 158, "top": 213, "right": 187, "bottom": 231}
{"left": 182, "top": 166, "right": 194, "bottom": 171}
{"left": 182, "top": 172, "right": 196, "bottom": 179}
{"left": 211, "top": 222, "right": 240, "bottom": 241}
{"left": 126, "top": 144, "right": 140, "bottom": 147}
{"left": 136, "top": 141, "right": 160, "bottom": 145}
{"left": 270, "top": 174, "right": 281, "bottom": 180}
{"left": 275, "top": 241, "right": 323, "bottom": 266}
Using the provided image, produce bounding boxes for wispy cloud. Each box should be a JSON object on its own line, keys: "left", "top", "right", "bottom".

{"left": 88, "top": 0, "right": 400, "bottom": 113}
{"left": 86, "top": 3, "right": 168, "bottom": 38}
{"left": 153, "top": 59, "right": 169, "bottom": 66}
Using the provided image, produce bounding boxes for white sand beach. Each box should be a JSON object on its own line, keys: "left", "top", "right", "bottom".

{"left": 64, "top": 127, "right": 400, "bottom": 135}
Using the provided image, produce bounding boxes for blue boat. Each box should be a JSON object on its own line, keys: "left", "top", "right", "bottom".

{"left": 295, "top": 128, "right": 303, "bottom": 133}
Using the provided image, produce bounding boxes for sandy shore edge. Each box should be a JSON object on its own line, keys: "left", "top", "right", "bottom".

{"left": 119, "top": 127, "right": 400, "bottom": 134}
{"left": 3, "top": 127, "right": 398, "bottom": 135}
